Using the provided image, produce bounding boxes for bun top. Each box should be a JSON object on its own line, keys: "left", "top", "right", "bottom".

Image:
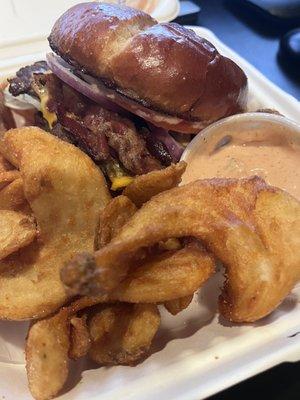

{"left": 48, "top": 2, "right": 247, "bottom": 125}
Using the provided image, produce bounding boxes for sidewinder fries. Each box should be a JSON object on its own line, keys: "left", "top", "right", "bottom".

{"left": 0, "top": 123, "right": 299, "bottom": 400}
{"left": 63, "top": 177, "right": 300, "bottom": 323}
{"left": 123, "top": 161, "right": 193, "bottom": 313}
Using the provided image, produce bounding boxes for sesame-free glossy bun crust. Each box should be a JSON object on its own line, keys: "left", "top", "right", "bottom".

{"left": 48, "top": 2, "right": 248, "bottom": 127}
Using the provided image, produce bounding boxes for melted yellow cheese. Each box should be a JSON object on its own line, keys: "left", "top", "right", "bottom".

{"left": 39, "top": 90, "right": 57, "bottom": 129}
{"left": 111, "top": 176, "right": 134, "bottom": 191}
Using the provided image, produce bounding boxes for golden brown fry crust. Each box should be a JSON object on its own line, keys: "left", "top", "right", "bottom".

{"left": 164, "top": 295, "right": 194, "bottom": 315}
{"left": 62, "top": 177, "right": 300, "bottom": 322}
{"left": 88, "top": 303, "right": 160, "bottom": 365}
{"left": 97, "top": 195, "right": 137, "bottom": 249}
{"left": 0, "top": 210, "right": 36, "bottom": 260}
{"left": 0, "top": 127, "right": 111, "bottom": 319}
{"left": 0, "top": 154, "right": 14, "bottom": 173}
{"left": 26, "top": 308, "right": 70, "bottom": 400}
{"left": 26, "top": 295, "right": 108, "bottom": 400}
{"left": 111, "top": 247, "right": 214, "bottom": 303}
{"left": 69, "top": 315, "right": 91, "bottom": 360}
{"left": 0, "top": 177, "right": 27, "bottom": 211}
{"left": 123, "top": 161, "right": 187, "bottom": 207}
{"left": 0, "top": 170, "right": 21, "bottom": 190}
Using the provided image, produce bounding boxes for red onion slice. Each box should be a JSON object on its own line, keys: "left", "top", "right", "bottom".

{"left": 147, "top": 124, "right": 184, "bottom": 162}
{"left": 46, "top": 53, "right": 204, "bottom": 134}
{"left": 46, "top": 53, "right": 124, "bottom": 114}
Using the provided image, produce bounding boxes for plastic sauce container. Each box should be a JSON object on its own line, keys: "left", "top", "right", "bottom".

{"left": 181, "top": 113, "right": 300, "bottom": 200}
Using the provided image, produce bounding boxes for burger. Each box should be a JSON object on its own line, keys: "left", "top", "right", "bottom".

{"left": 4, "top": 2, "right": 248, "bottom": 190}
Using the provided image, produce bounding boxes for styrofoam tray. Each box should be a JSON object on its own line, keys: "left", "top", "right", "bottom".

{"left": 0, "top": 0, "right": 179, "bottom": 80}
{"left": 0, "top": 0, "right": 179, "bottom": 58}
{"left": 0, "top": 26, "right": 299, "bottom": 400}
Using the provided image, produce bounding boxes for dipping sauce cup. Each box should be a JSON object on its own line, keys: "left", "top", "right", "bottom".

{"left": 181, "top": 113, "right": 300, "bottom": 200}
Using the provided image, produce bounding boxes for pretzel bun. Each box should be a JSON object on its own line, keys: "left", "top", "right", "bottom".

{"left": 48, "top": 2, "right": 248, "bottom": 131}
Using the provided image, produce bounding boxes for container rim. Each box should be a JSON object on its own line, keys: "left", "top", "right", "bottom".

{"left": 181, "top": 112, "right": 300, "bottom": 162}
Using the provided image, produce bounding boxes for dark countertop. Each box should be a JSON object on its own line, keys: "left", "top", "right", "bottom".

{"left": 176, "top": 1, "right": 300, "bottom": 399}
{"left": 176, "top": 0, "right": 300, "bottom": 100}
{"left": 209, "top": 360, "right": 300, "bottom": 399}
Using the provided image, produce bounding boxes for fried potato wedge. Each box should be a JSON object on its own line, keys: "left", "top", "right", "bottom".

{"left": 26, "top": 308, "right": 70, "bottom": 400}
{"left": 0, "top": 170, "right": 20, "bottom": 190}
{"left": 97, "top": 195, "right": 137, "bottom": 249}
{"left": 96, "top": 194, "right": 208, "bottom": 305}
{"left": 0, "top": 177, "right": 27, "bottom": 211}
{"left": 0, "top": 154, "right": 14, "bottom": 173}
{"left": 0, "top": 210, "right": 36, "bottom": 260}
{"left": 26, "top": 295, "right": 107, "bottom": 400}
{"left": 220, "top": 189, "right": 300, "bottom": 318}
{"left": 63, "top": 177, "right": 300, "bottom": 322}
{"left": 123, "top": 161, "right": 186, "bottom": 207}
{"left": 0, "top": 127, "right": 110, "bottom": 319}
{"left": 69, "top": 315, "right": 91, "bottom": 360}
{"left": 164, "top": 295, "right": 194, "bottom": 315}
{"left": 112, "top": 247, "right": 214, "bottom": 303}
{"left": 89, "top": 303, "right": 160, "bottom": 366}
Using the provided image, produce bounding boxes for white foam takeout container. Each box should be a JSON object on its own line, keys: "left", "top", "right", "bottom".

{"left": 0, "top": 0, "right": 179, "bottom": 62}
{"left": 0, "top": 22, "right": 300, "bottom": 400}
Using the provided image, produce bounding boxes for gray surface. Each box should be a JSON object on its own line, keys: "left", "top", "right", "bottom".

{"left": 176, "top": 0, "right": 300, "bottom": 100}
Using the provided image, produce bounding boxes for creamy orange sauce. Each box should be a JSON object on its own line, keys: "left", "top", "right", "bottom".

{"left": 182, "top": 125, "right": 300, "bottom": 200}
